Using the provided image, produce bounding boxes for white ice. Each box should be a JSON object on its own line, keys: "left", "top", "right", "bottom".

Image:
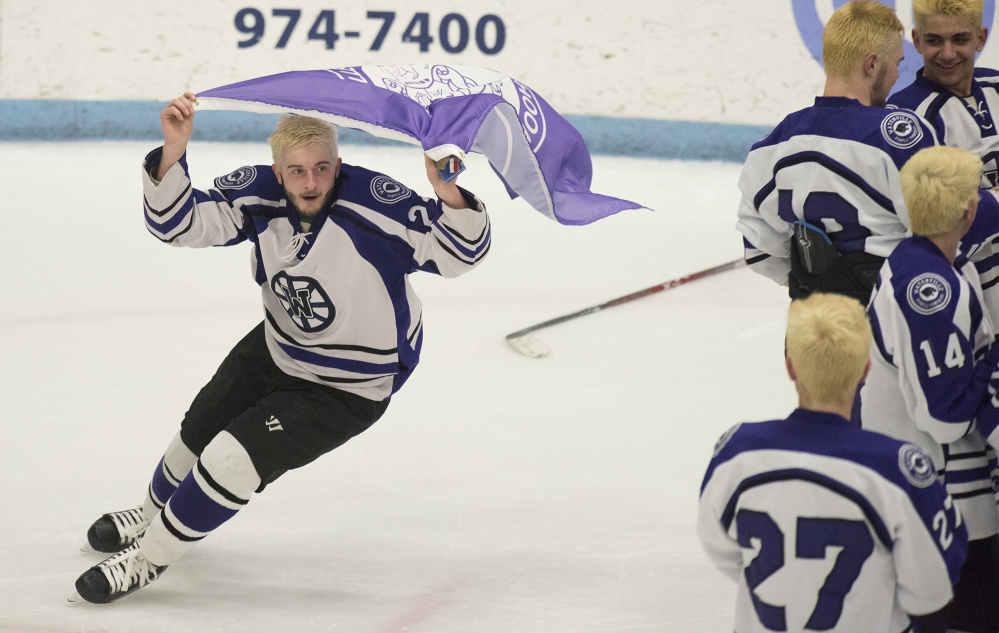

{"left": 0, "top": 140, "right": 793, "bottom": 632}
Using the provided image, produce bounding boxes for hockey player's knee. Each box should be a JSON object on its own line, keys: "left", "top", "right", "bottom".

{"left": 197, "top": 431, "right": 262, "bottom": 501}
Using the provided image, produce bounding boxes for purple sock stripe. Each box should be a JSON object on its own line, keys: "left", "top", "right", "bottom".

{"left": 150, "top": 457, "right": 179, "bottom": 505}
{"left": 167, "top": 470, "right": 242, "bottom": 534}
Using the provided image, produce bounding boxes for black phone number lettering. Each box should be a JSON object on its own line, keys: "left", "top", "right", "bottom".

{"left": 235, "top": 9, "right": 506, "bottom": 55}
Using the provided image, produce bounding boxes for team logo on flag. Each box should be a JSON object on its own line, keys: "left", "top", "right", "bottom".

{"left": 514, "top": 80, "right": 548, "bottom": 152}
{"left": 271, "top": 271, "right": 336, "bottom": 332}
{"left": 370, "top": 175, "right": 411, "bottom": 204}
{"left": 898, "top": 443, "right": 937, "bottom": 488}
{"left": 881, "top": 111, "right": 924, "bottom": 149}
{"left": 906, "top": 273, "right": 951, "bottom": 315}
{"left": 214, "top": 166, "right": 257, "bottom": 190}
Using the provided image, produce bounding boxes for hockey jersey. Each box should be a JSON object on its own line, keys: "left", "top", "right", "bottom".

{"left": 736, "top": 96, "right": 938, "bottom": 288}
{"left": 862, "top": 236, "right": 999, "bottom": 539}
{"left": 890, "top": 67, "right": 999, "bottom": 318}
{"left": 142, "top": 147, "right": 491, "bottom": 401}
{"left": 699, "top": 409, "right": 967, "bottom": 633}
{"left": 889, "top": 68, "right": 999, "bottom": 188}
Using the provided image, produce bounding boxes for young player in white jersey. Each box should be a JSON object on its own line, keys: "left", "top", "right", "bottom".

{"left": 861, "top": 146, "right": 999, "bottom": 633}
{"left": 699, "top": 292, "right": 967, "bottom": 633}
{"left": 737, "top": 0, "right": 938, "bottom": 303}
{"left": 888, "top": 0, "right": 999, "bottom": 323}
{"left": 69, "top": 93, "right": 492, "bottom": 604}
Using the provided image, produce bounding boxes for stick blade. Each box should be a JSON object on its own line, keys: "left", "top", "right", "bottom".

{"left": 506, "top": 334, "right": 550, "bottom": 358}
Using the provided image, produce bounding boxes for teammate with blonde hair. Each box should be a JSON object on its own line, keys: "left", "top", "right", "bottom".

{"left": 889, "top": 0, "right": 999, "bottom": 329}
{"left": 71, "top": 93, "right": 492, "bottom": 604}
{"left": 700, "top": 292, "right": 966, "bottom": 633}
{"left": 903, "top": 144, "right": 983, "bottom": 236}
{"left": 863, "top": 145, "right": 999, "bottom": 632}
{"left": 737, "top": 0, "right": 939, "bottom": 302}
{"left": 822, "top": 0, "right": 905, "bottom": 98}
{"left": 785, "top": 293, "right": 871, "bottom": 406}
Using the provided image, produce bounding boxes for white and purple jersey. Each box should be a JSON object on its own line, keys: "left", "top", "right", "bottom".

{"left": 699, "top": 409, "right": 967, "bottom": 633}
{"left": 890, "top": 68, "right": 999, "bottom": 319}
{"left": 142, "top": 147, "right": 491, "bottom": 401}
{"left": 736, "top": 96, "right": 938, "bottom": 288}
{"left": 889, "top": 68, "right": 999, "bottom": 188}
{"left": 862, "top": 236, "right": 999, "bottom": 539}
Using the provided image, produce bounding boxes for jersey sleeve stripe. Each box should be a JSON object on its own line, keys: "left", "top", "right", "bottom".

{"left": 143, "top": 184, "right": 193, "bottom": 218}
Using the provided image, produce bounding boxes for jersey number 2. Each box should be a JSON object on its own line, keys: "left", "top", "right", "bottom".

{"left": 736, "top": 509, "right": 874, "bottom": 631}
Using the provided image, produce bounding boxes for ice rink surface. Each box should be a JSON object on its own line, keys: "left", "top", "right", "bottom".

{"left": 0, "top": 139, "right": 793, "bottom": 632}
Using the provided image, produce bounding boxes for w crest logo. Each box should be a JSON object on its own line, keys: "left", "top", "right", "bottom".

{"left": 265, "top": 416, "right": 284, "bottom": 432}
{"left": 271, "top": 271, "right": 336, "bottom": 333}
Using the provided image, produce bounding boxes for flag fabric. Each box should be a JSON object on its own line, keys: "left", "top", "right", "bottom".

{"left": 194, "top": 64, "right": 648, "bottom": 225}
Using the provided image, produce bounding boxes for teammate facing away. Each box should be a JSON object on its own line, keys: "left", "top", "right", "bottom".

{"left": 69, "top": 92, "right": 492, "bottom": 603}
{"left": 737, "top": 0, "right": 938, "bottom": 302}
{"left": 698, "top": 292, "right": 967, "bottom": 633}
{"left": 888, "top": 0, "right": 999, "bottom": 319}
{"left": 861, "top": 146, "right": 999, "bottom": 633}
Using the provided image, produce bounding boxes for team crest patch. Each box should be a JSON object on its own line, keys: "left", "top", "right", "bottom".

{"left": 881, "top": 111, "right": 924, "bottom": 149}
{"left": 906, "top": 273, "right": 951, "bottom": 315}
{"left": 712, "top": 423, "right": 742, "bottom": 457}
{"left": 898, "top": 443, "right": 937, "bottom": 488}
{"left": 271, "top": 272, "right": 336, "bottom": 333}
{"left": 214, "top": 166, "right": 257, "bottom": 190}
{"left": 370, "top": 175, "right": 411, "bottom": 204}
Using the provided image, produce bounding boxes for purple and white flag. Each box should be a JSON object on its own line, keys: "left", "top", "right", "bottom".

{"left": 195, "top": 64, "right": 647, "bottom": 225}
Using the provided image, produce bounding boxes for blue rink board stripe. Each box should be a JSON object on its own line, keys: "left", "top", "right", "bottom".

{"left": 0, "top": 99, "right": 771, "bottom": 163}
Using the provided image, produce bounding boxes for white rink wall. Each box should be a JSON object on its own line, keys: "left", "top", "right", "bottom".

{"left": 2, "top": 0, "right": 998, "bottom": 157}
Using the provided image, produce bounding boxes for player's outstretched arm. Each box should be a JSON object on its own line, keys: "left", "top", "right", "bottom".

{"left": 424, "top": 154, "right": 467, "bottom": 209}
{"left": 157, "top": 92, "right": 197, "bottom": 181}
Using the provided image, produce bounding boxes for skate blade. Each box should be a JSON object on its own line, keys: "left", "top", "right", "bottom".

{"left": 80, "top": 542, "right": 94, "bottom": 553}
{"left": 68, "top": 590, "right": 85, "bottom": 603}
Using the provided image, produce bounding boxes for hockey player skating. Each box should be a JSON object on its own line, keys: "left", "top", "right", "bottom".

{"left": 699, "top": 292, "right": 968, "bottom": 633}
{"left": 862, "top": 145, "right": 999, "bottom": 632}
{"left": 69, "top": 92, "right": 491, "bottom": 603}
{"left": 736, "top": 0, "right": 939, "bottom": 302}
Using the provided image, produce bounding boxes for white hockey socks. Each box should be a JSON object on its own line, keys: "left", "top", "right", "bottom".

{"left": 139, "top": 431, "right": 261, "bottom": 566}
{"left": 143, "top": 431, "right": 198, "bottom": 519}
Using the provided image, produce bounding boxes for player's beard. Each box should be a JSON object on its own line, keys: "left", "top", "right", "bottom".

{"left": 870, "top": 65, "right": 891, "bottom": 107}
{"left": 289, "top": 187, "right": 335, "bottom": 219}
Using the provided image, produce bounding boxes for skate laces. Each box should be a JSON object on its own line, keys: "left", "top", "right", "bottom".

{"left": 102, "top": 545, "right": 161, "bottom": 593}
{"left": 281, "top": 232, "right": 312, "bottom": 262}
{"left": 109, "top": 508, "right": 150, "bottom": 544}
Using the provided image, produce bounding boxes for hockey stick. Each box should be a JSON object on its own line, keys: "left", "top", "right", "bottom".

{"left": 505, "top": 258, "right": 747, "bottom": 358}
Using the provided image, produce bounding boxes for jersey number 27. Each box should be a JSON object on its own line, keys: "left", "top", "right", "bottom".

{"left": 736, "top": 509, "right": 873, "bottom": 631}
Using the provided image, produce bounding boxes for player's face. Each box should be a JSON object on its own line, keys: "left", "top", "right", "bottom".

{"left": 913, "top": 14, "right": 987, "bottom": 96}
{"left": 870, "top": 33, "right": 904, "bottom": 107}
{"left": 273, "top": 143, "right": 341, "bottom": 219}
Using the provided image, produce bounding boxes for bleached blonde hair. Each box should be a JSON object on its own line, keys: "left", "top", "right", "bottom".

{"left": 913, "top": 0, "right": 983, "bottom": 31}
{"left": 822, "top": 0, "right": 904, "bottom": 80}
{"left": 268, "top": 115, "right": 339, "bottom": 165}
{"left": 901, "top": 146, "right": 982, "bottom": 236}
{"left": 786, "top": 293, "right": 871, "bottom": 403}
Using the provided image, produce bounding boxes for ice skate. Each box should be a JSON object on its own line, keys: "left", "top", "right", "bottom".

{"left": 69, "top": 542, "right": 166, "bottom": 604}
{"left": 82, "top": 506, "right": 150, "bottom": 553}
